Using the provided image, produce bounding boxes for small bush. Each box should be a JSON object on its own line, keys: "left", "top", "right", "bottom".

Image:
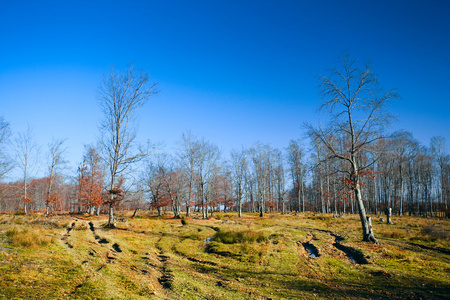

{"left": 30, "top": 218, "right": 68, "bottom": 229}
{"left": 181, "top": 216, "right": 188, "bottom": 226}
{"left": 420, "top": 224, "right": 449, "bottom": 241}
{"left": 212, "top": 230, "right": 266, "bottom": 244}
{"left": 268, "top": 233, "right": 284, "bottom": 239}
{"left": 206, "top": 241, "right": 240, "bottom": 258}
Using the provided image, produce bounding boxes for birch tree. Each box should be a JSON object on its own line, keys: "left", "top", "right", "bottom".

{"left": 431, "top": 136, "right": 448, "bottom": 212}
{"left": 309, "top": 55, "right": 399, "bottom": 243}
{"left": 98, "top": 65, "right": 158, "bottom": 227}
{"left": 12, "top": 126, "right": 40, "bottom": 214}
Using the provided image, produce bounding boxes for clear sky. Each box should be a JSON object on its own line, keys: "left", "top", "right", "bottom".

{"left": 1, "top": 0, "right": 449, "bottom": 180}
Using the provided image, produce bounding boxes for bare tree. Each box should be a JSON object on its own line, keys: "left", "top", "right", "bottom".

{"left": 287, "top": 140, "right": 305, "bottom": 213}
{"left": 12, "top": 126, "right": 40, "bottom": 214}
{"left": 0, "top": 117, "right": 12, "bottom": 180}
{"left": 250, "top": 143, "right": 274, "bottom": 217}
{"left": 45, "top": 138, "right": 67, "bottom": 216}
{"left": 196, "top": 139, "right": 220, "bottom": 219}
{"left": 143, "top": 154, "right": 171, "bottom": 216}
{"left": 431, "top": 136, "right": 448, "bottom": 213}
{"left": 98, "top": 64, "right": 158, "bottom": 227}
{"left": 309, "top": 55, "right": 399, "bottom": 243}
{"left": 230, "top": 147, "right": 248, "bottom": 217}
{"left": 177, "top": 131, "right": 202, "bottom": 217}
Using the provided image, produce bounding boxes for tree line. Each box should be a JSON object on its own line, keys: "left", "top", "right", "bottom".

{"left": 0, "top": 58, "right": 448, "bottom": 232}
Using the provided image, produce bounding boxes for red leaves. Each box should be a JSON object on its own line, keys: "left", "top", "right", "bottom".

{"left": 77, "top": 147, "right": 104, "bottom": 209}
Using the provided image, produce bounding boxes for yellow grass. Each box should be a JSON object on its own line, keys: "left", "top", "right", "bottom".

{"left": 0, "top": 211, "right": 448, "bottom": 299}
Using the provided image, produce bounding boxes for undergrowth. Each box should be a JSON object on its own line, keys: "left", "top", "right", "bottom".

{"left": 211, "top": 229, "right": 267, "bottom": 244}
{"left": 6, "top": 227, "right": 55, "bottom": 247}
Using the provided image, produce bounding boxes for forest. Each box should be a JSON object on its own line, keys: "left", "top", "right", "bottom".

{"left": 0, "top": 58, "right": 448, "bottom": 224}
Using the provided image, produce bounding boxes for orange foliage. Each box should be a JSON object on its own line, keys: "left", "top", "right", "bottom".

{"left": 77, "top": 147, "right": 104, "bottom": 210}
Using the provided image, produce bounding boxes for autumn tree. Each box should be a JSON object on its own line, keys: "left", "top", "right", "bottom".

{"left": 309, "top": 55, "right": 399, "bottom": 243}
{"left": 98, "top": 64, "right": 158, "bottom": 227}
{"left": 77, "top": 145, "right": 104, "bottom": 215}
{"left": 145, "top": 153, "right": 186, "bottom": 218}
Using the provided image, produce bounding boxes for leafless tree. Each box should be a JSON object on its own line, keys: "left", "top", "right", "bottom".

{"left": 309, "top": 55, "right": 399, "bottom": 243}
{"left": 177, "top": 131, "right": 202, "bottom": 217}
{"left": 0, "top": 117, "right": 12, "bottom": 181}
{"left": 196, "top": 139, "right": 220, "bottom": 219}
{"left": 249, "top": 143, "right": 274, "bottom": 217}
{"left": 45, "top": 138, "right": 67, "bottom": 216}
{"left": 287, "top": 140, "right": 306, "bottom": 213}
{"left": 431, "top": 136, "right": 448, "bottom": 212}
{"left": 98, "top": 64, "right": 158, "bottom": 227}
{"left": 230, "top": 147, "right": 248, "bottom": 217}
{"left": 142, "top": 154, "right": 170, "bottom": 216}
{"left": 11, "top": 126, "right": 40, "bottom": 214}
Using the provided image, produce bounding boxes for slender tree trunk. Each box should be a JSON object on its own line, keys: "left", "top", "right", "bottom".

{"left": 301, "top": 180, "right": 305, "bottom": 213}
{"left": 131, "top": 208, "right": 139, "bottom": 218}
{"left": 400, "top": 179, "right": 404, "bottom": 216}
{"left": 23, "top": 168, "right": 28, "bottom": 215}
{"left": 186, "top": 179, "right": 192, "bottom": 217}
{"left": 319, "top": 176, "right": 324, "bottom": 213}
{"left": 326, "top": 175, "right": 331, "bottom": 213}
{"left": 238, "top": 186, "right": 242, "bottom": 217}
{"left": 108, "top": 203, "right": 114, "bottom": 225}
{"left": 426, "top": 184, "right": 433, "bottom": 217}
{"left": 333, "top": 181, "right": 337, "bottom": 214}
{"left": 355, "top": 185, "right": 378, "bottom": 243}
{"left": 201, "top": 182, "right": 206, "bottom": 219}
{"left": 352, "top": 161, "right": 378, "bottom": 243}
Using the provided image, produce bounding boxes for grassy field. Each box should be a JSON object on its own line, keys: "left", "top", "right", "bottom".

{"left": 0, "top": 211, "right": 448, "bottom": 299}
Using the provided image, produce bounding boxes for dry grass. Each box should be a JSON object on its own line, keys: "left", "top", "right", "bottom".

{"left": 5, "top": 227, "right": 55, "bottom": 247}
{"left": 0, "top": 211, "right": 448, "bottom": 299}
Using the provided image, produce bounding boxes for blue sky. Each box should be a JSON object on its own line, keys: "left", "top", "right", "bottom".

{"left": 1, "top": 0, "right": 449, "bottom": 180}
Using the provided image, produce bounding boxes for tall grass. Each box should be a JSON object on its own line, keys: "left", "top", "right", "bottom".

{"left": 212, "top": 229, "right": 267, "bottom": 244}
{"left": 6, "top": 227, "right": 54, "bottom": 247}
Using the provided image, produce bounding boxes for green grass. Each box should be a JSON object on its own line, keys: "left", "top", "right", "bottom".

{"left": 0, "top": 212, "right": 448, "bottom": 299}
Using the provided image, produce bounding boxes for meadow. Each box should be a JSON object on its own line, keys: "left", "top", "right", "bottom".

{"left": 0, "top": 211, "right": 448, "bottom": 299}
